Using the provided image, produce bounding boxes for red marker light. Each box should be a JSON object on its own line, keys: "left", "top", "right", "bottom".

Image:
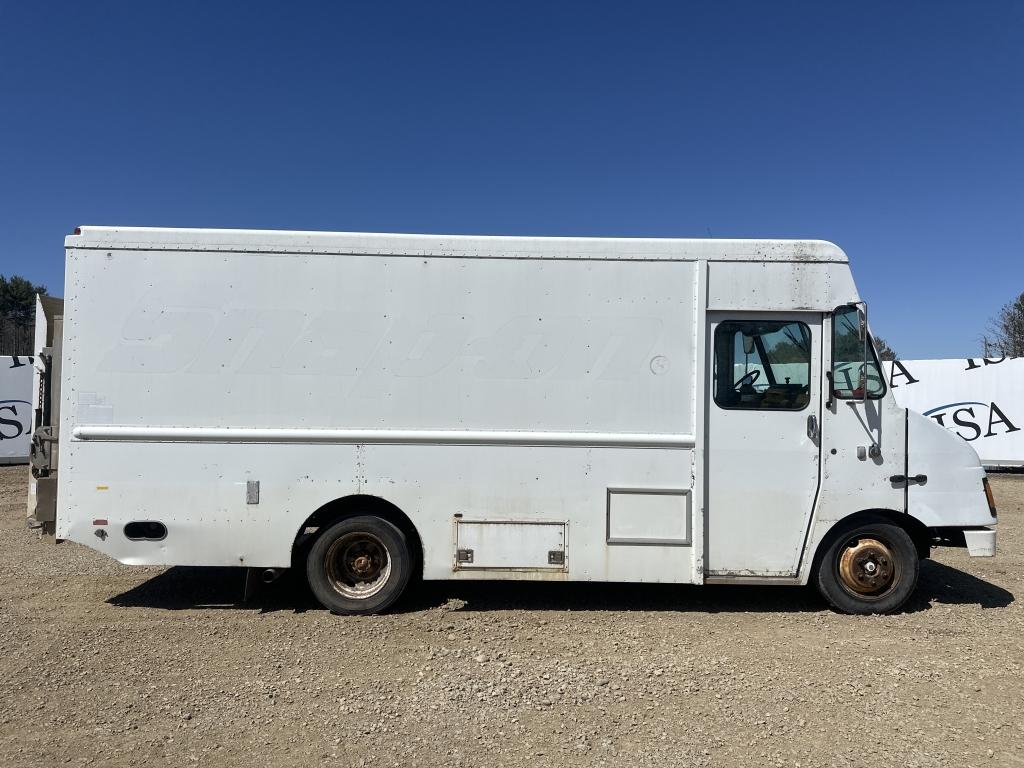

{"left": 93, "top": 519, "right": 108, "bottom": 526}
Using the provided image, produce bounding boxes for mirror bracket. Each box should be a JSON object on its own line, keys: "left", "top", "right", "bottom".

{"left": 856, "top": 301, "right": 868, "bottom": 404}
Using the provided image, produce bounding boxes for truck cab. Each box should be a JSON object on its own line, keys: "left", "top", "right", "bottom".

{"left": 706, "top": 298, "right": 996, "bottom": 612}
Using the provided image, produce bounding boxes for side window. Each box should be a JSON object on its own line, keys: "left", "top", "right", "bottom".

{"left": 832, "top": 305, "right": 885, "bottom": 399}
{"left": 713, "top": 320, "right": 812, "bottom": 411}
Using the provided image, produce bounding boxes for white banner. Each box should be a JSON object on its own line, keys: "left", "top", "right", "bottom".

{"left": 0, "top": 356, "right": 34, "bottom": 464}
{"left": 885, "top": 356, "right": 1023, "bottom": 468}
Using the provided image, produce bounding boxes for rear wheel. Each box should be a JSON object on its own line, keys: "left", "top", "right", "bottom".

{"left": 306, "top": 516, "right": 411, "bottom": 615}
{"left": 815, "top": 520, "right": 919, "bottom": 614}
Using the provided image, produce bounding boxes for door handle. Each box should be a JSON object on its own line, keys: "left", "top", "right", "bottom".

{"left": 890, "top": 474, "right": 927, "bottom": 485}
{"left": 806, "top": 414, "right": 819, "bottom": 441}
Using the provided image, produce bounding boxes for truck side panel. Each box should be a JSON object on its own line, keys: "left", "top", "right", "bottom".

{"left": 60, "top": 249, "right": 694, "bottom": 434}
{"left": 58, "top": 247, "right": 702, "bottom": 582}
{"left": 59, "top": 442, "right": 696, "bottom": 582}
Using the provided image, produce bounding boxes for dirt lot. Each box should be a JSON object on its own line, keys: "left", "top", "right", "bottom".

{"left": 1, "top": 467, "right": 1022, "bottom": 768}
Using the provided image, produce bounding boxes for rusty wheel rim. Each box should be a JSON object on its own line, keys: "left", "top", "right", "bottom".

{"left": 325, "top": 532, "right": 392, "bottom": 600}
{"left": 837, "top": 536, "right": 900, "bottom": 600}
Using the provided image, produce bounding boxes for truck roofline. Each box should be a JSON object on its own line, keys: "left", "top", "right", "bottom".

{"left": 66, "top": 226, "right": 848, "bottom": 263}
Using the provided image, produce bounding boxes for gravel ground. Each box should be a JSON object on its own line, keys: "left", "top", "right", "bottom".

{"left": 1, "top": 466, "right": 1022, "bottom": 768}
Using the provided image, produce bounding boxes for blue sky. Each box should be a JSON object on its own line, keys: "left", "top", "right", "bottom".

{"left": 1, "top": 2, "right": 1021, "bottom": 358}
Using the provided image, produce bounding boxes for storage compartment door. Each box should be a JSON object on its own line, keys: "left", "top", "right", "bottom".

{"left": 454, "top": 520, "right": 567, "bottom": 571}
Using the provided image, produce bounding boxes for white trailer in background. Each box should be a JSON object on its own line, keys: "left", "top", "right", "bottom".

{"left": 30, "top": 227, "right": 998, "bottom": 615}
{"left": 885, "top": 357, "right": 1024, "bottom": 469}
{"left": 0, "top": 356, "right": 34, "bottom": 464}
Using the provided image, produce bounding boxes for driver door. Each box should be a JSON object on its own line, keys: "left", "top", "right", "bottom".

{"left": 706, "top": 312, "right": 822, "bottom": 576}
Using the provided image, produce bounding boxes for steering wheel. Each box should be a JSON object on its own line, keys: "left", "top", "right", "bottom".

{"left": 734, "top": 369, "right": 760, "bottom": 391}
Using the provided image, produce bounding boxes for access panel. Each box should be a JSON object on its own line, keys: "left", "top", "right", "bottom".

{"left": 454, "top": 520, "right": 567, "bottom": 571}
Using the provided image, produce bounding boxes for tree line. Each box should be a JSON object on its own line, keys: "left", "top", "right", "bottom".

{"left": 0, "top": 275, "right": 48, "bottom": 355}
{"left": 983, "top": 292, "right": 1024, "bottom": 358}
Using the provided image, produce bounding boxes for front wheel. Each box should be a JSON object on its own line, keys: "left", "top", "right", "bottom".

{"left": 815, "top": 521, "right": 919, "bottom": 615}
{"left": 306, "top": 516, "right": 412, "bottom": 615}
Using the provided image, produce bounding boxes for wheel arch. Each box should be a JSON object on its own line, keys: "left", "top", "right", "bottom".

{"left": 292, "top": 495, "right": 424, "bottom": 579}
{"left": 809, "top": 508, "right": 931, "bottom": 574}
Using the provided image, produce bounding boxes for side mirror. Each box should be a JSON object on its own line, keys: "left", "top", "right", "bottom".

{"left": 742, "top": 333, "right": 755, "bottom": 356}
{"left": 830, "top": 302, "right": 870, "bottom": 404}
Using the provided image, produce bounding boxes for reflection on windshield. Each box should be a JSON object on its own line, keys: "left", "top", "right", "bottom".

{"left": 832, "top": 306, "right": 885, "bottom": 398}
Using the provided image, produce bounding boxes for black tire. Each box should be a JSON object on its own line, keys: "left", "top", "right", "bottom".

{"left": 306, "top": 516, "right": 411, "bottom": 615}
{"left": 815, "top": 520, "right": 919, "bottom": 615}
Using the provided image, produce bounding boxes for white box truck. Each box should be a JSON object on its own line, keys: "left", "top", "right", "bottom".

{"left": 29, "top": 227, "right": 998, "bottom": 615}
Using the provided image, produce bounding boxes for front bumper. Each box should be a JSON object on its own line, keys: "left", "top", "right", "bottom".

{"left": 964, "top": 528, "right": 996, "bottom": 557}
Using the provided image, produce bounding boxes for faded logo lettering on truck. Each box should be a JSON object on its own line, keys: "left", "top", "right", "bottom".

{"left": 96, "top": 306, "right": 668, "bottom": 383}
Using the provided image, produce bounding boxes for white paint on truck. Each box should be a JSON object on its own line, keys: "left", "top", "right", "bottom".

{"left": 32, "top": 227, "right": 997, "bottom": 614}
